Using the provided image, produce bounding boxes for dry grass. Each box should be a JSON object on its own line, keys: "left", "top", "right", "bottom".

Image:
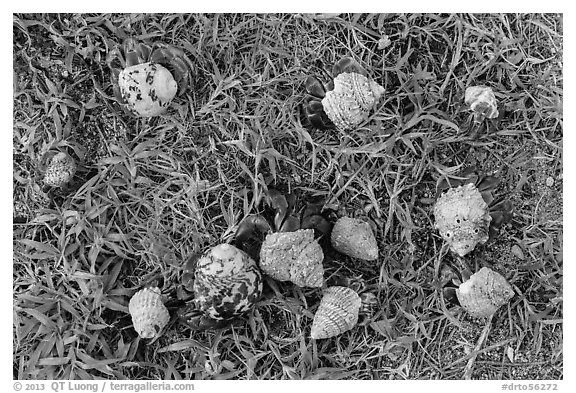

{"left": 13, "top": 13, "right": 562, "bottom": 380}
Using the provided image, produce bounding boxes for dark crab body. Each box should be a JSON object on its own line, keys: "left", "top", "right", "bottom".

{"left": 107, "top": 38, "right": 193, "bottom": 117}
{"left": 302, "top": 57, "right": 384, "bottom": 131}
{"left": 178, "top": 243, "right": 263, "bottom": 330}
{"left": 434, "top": 168, "right": 513, "bottom": 257}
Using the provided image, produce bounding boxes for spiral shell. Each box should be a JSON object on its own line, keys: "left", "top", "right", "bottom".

{"left": 118, "top": 62, "right": 177, "bottom": 117}
{"left": 331, "top": 217, "right": 378, "bottom": 261}
{"left": 456, "top": 267, "right": 514, "bottom": 318}
{"left": 259, "top": 229, "right": 324, "bottom": 288}
{"left": 321, "top": 72, "right": 385, "bottom": 131}
{"left": 311, "top": 286, "right": 361, "bottom": 339}
{"left": 465, "top": 86, "right": 499, "bottom": 119}
{"left": 193, "top": 243, "right": 263, "bottom": 321}
{"left": 128, "top": 287, "right": 170, "bottom": 339}
{"left": 434, "top": 183, "right": 492, "bottom": 257}
{"left": 43, "top": 152, "right": 76, "bottom": 188}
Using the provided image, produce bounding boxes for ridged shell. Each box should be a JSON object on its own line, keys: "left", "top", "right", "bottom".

{"left": 321, "top": 72, "right": 385, "bottom": 131}
{"left": 456, "top": 267, "right": 514, "bottom": 318}
{"left": 465, "top": 86, "right": 499, "bottom": 119}
{"left": 311, "top": 286, "right": 361, "bottom": 339}
{"left": 128, "top": 287, "right": 170, "bottom": 339}
{"left": 331, "top": 217, "right": 378, "bottom": 261}
{"left": 259, "top": 229, "right": 324, "bottom": 288}
{"left": 43, "top": 152, "right": 76, "bottom": 188}
{"left": 434, "top": 183, "right": 492, "bottom": 257}
{"left": 118, "top": 62, "right": 177, "bottom": 117}
{"left": 194, "top": 243, "right": 263, "bottom": 321}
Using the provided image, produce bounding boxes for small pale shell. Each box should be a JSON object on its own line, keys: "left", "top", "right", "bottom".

{"left": 128, "top": 287, "right": 170, "bottom": 339}
{"left": 311, "top": 286, "right": 361, "bottom": 339}
{"left": 330, "top": 217, "right": 378, "bottom": 261}
{"left": 434, "top": 183, "right": 492, "bottom": 257}
{"left": 456, "top": 267, "right": 514, "bottom": 318}
{"left": 43, "top": 152, "right": 76, "bottom": 188}
{"left": 259, "top": 229, "right": 324, "bottom": 288}
{"left": 322, "top": 72, "right": 385, "bottom": 131}
{"left": 194, "top": 243, "right": 262, "bottom": 321}
{"left": 119, "top": 62, "right": 177, "bottom": 117}
{"left": 465, "top": 86, "right": 499, "bottom": 119}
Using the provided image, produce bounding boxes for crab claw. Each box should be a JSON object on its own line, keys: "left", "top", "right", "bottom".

{"left": 235, "top": 215, "right": 272, "bottom": 243}
{"left": 301, "top": 97, "right": 334, "bottom": 129}
{"left": 305, "top": 76, "right": 326, "bottom": 99}
{"left": 332, "top": 57, "right": 367, "bottom": 77}
{"left": 301, "top": 204, "right": 332, "bottom": 237}
{"left": 266, "top": 189, "right": 291, "bottom": 231}
{"left": 488, "top": 198, "right": 513, "bottom": 240}
{"left": 442, "top": 287, "right": 460, "bottom": 306}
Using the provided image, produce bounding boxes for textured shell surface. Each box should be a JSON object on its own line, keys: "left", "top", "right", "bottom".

{"left": 456, "top": 267, "right": 514, "bottom": 318}
{"left": 193, "top": 243, "right": 263, "bottom": 321}
{"left": 259, "top": 229, "right": 324, "bottom": 288}
{"left": 310, "top": 286, "right": 361, "bottom": 339}
{"left": 128, "top": 287, "right": 170, "bottom": 339}
{"left": 118, "top": 62, "right": 177, "bottom": 117}
{"left": 464, "top": 85, "right": 499, "bottom": 119}
{"left": 43, "top": 152, "right": 76, "bottom": 188}
{"left": 434, "top": 183, "right": 492, "bottom": 257}
{"left": 331, "top": 217, "right": 378, "bottom": 261}
{"left": 321, "top": 72, "right": 385, "bottom": 131}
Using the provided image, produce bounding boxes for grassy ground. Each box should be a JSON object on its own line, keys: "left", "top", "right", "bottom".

{"left": 13, "top": 13, "right": 562, "bottom": 380}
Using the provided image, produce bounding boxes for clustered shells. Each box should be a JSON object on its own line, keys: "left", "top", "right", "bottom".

{"left": 311, "top": 286, "right": 361, "bottom": 339}
{"left": 43, "top": 152, "right": 76, "bottom": 188}
{"left": 259, "top": 229, "right": 324, "bottom": 288}
{"left": 456, "top": 267, "right": 514, "bottom": 318}
{"left": 330, "top": 217, "right": 378, "bottom": 261}
{"left": 118, "top": 62, "right": 178, "bottom": 117}
{"left": 193, "top": 243, "right": 263, "bottom": 321}
{"left": 128, "top": 287, "right": 170, "bottom": 339}
{"left": 322, "top": 72, "right": 385, "bottom": 131}
{"left": 465, "top": 85, "right": 499, "bottom": 119}
{"left": 434, "top": 183, "right": 492, "bottom": 257}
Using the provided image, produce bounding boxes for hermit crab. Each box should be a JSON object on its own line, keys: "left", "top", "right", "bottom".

{"left": 178, "top": 243, "right": 263, "bottom": 330}
{"left": 107, "top": 38, "right": 193, "bottom": 117}
{"left": 235, "top": 188, "right": 332, "bottom": 288}
{"left": 434, "top": 168, "right": 513, "bottom": 257}
{"left": 464, "top": 85, "right": 501, "bottom": 137}
{"left": 456, "top": 267, "right": 514, "bottom": 318}
{"left": 39, "top": 151, "right": 77, "bottom": 194}
{"left": 128, "top": 287, "right": 170, "bottom": 339}
{"left": 302, "top": 57, "right": 385, "bottom": 131}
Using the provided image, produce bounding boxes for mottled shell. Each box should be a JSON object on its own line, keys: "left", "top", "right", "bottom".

{"left": 456, "top": 267, "right": 514, "bottom": 318}
{"left": 465, "top": 86, "right": 499, "bottom": 119}
{"left": 434, "top": 183, "right": 492, "bottom": 257}
{"left": 331, "top": 217, "right": 378, "bottom": 261}
{"left": 193, "top": 243, "right": 263, "bottom": 321}
{"left": 311, "top": 286, "right": 361, "bottom": 339}
{"left": 128, "top": 287, "right": 170, "bottom": 339}
{"left": 118, "top": 62, "right": 177, "bottom": 117}
{"left": 259, "top": 229, "right": 324, "bottom": 288}
{"left": 322, "top": 72, "right": 385, "bottom": 131}
{"left": 43, "top": 152, "right": 76, "bottom": 188}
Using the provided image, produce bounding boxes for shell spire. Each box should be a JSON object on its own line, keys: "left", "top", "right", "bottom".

{"left": 310, "top": 286, "right": 361, "bottom": 339}
{"left": 128, "top": 287, "right": 170, "bottom": 339}
{"left": 259, "top": 229, "right": 324, "bottom": 288}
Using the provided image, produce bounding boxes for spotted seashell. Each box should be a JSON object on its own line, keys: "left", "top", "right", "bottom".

{"left": 311, "top": 286, "right": 361, "bottom": 339}
{"left": 43, "top": 152, "right": 76, "bottom": 188}
{"left": 322, "top": 72, "right": 385, "bottom": 131}
{"left": 456, "top": 267, "right": 514, "bottom": 318}
{"left": 331, "top": 217, "right": 378, "bottom": 261}
{"left": 465, "top": 86, "right": 499, "bottom": 119}
{"left": 193, "top": 243, "right": 263, "bottom": 321}
{"left": 128, "top": 287, "right": 170, "bottom": 339}
{"left": 118, "top": 62, "right": 177, "bottom": 117}
{"left": 259, "top": 229, "right": 324, "bottom": 288}
{"left": 434, "top": 183, "right": 492, "bottom": 257}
